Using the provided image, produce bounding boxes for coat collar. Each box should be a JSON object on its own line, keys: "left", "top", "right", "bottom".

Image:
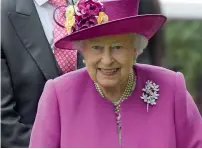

{"left": 9, "top": 0, "right": 61, "bottom": 79}
{"left": 34, "top": 0, "right": 48, "bottom": 6}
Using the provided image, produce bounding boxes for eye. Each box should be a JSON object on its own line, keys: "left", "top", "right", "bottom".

{"left": 92, "top": 46, "right": 100, "bottom": 49}
{"left": 113, "top": 46, "right": 123, "bottom": 49}
{"left": 91, "top": 45, "right": 103, "bottom": 50}
{"left": 111, "top": 45, "right": 123, "bottom": 50}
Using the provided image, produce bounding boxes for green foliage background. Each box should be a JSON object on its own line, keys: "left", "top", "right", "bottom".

{"left": 165, "top": 20, "right": 202, "bottom": 99}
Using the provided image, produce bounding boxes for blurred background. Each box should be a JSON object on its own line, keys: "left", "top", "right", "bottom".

{"left": 137, "top": 0, "right": 202, "bottom": 114}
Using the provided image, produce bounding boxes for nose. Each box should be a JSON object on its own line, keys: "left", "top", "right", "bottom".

{"left": 101, "top": 47, "right": 113, "bottom": 65}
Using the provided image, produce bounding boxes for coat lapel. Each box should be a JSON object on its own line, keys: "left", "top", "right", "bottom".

{"left": 8, "top": 0, "right": 62, "bottom": 80}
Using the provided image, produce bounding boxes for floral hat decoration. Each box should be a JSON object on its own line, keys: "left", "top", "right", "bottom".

{"left": 64, "top": 0, "right": 108, "bottom": 34}
{"left": 54, "top": 0, "right": 167, "bottom": 50}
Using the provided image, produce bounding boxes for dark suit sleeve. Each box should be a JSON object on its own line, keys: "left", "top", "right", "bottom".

{"left": 1, "top": 49, "right": 32, "bottom": 148}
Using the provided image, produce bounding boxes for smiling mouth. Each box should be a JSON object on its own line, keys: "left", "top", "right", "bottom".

{"left": 98, "top": 68, "right": 120, "bottom": 76}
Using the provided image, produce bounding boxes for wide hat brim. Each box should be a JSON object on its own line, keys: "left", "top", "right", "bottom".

{"left": 55, "top": 14, "right": 167, "bottom": 50}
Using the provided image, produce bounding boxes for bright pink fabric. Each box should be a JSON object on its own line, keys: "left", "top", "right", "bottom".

{"left": 30, "top": 64, "right": 202, "bottom": 147}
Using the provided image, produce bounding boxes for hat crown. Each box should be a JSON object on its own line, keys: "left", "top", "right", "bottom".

{"left": 55, "top": 0, "right": 166, "bottom": 49}
{"left": 101, "top": 0, "right": 139, "bottom": 21}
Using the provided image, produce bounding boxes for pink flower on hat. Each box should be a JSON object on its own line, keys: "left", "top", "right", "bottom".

{"left": 77, "top": 0, "right": 104, "bottom": 17}
{"left": 64, "top": 0, "right": 108, "bottom": 34}
{"left": 72, "top": 15, "right": 97, "bottom": 31}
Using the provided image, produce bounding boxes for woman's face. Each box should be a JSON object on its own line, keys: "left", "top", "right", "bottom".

{"left": 82, "top": 34, "right": 137, "bottom": 88}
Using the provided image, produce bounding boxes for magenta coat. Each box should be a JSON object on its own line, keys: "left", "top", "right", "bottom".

{"left": 29, "top": 64, "right": 202, "bottom": 147}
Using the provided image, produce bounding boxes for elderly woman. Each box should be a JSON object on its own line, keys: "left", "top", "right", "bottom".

{"left": 29, "top": 0, "right": 202, "bottom": 147}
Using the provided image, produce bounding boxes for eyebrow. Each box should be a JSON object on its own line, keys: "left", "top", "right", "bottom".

{"left": 90, "top": 40, "right": 124, "bottom": 45}
{"left": 90, "top": 41, "right": 102, "bottom": 45}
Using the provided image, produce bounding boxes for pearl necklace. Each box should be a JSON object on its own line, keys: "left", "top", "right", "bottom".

{"left": 94, "top": 71, "right": 135, "bottom": 104}
{"left": 94, "top": 71, "right": 136, "bottom": 146}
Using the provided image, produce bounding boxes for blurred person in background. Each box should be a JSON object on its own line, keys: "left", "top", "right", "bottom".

{"left": 137, "top": 0, "right": 166, "bottom": 67}
{"left": 1, "top": 0, "right": 84, "bottom": 147}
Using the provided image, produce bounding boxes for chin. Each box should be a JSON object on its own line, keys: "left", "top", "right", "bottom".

{"left": 97, "top": 79, "right": 119, "bottom": 88}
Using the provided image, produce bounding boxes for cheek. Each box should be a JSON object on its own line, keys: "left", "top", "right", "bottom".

{"left": 85, "top": 59, "right": 98, "bottom": 81}
{"left": 115, "top": 53, "right": 134, "bottom": 66}
{"left": 120, "top": 67, "right": 131, "bottom": 77}
{"left": 87, "top": 68, "right": 97, "bottom": 81}
{"left": 114, "top": 53, "right": 134, "bottom": 76}
{"left": 85, "top": 56, "right": 99, "bottom": 68}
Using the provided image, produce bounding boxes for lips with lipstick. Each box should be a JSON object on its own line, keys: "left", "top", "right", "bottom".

{"left": 98, "top": 68, "right": 120, "bottom": 76}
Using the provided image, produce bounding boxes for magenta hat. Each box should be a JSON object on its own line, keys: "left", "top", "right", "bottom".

{"left": 55, "top": 0, "right": 167, "bottom": 50}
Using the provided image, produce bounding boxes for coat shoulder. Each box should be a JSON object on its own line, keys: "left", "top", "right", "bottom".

{"left": 135, "top": 64, "right": 179, "bottom": 89}
{"left": 1, "top": 0, "right": 16, "bottom": 15}
{"left": 136, "top": 64, "right": 176, "bottom": 76}
{"left": 53, "top": 68, "right": 90, "bottom": 91}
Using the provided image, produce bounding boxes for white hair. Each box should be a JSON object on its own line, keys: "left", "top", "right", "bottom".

{"left": 133, "top": 33, "right": 148, "bottom": 57}
{"left": 72, "top": 33, "right": 148, "bottom": 58}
